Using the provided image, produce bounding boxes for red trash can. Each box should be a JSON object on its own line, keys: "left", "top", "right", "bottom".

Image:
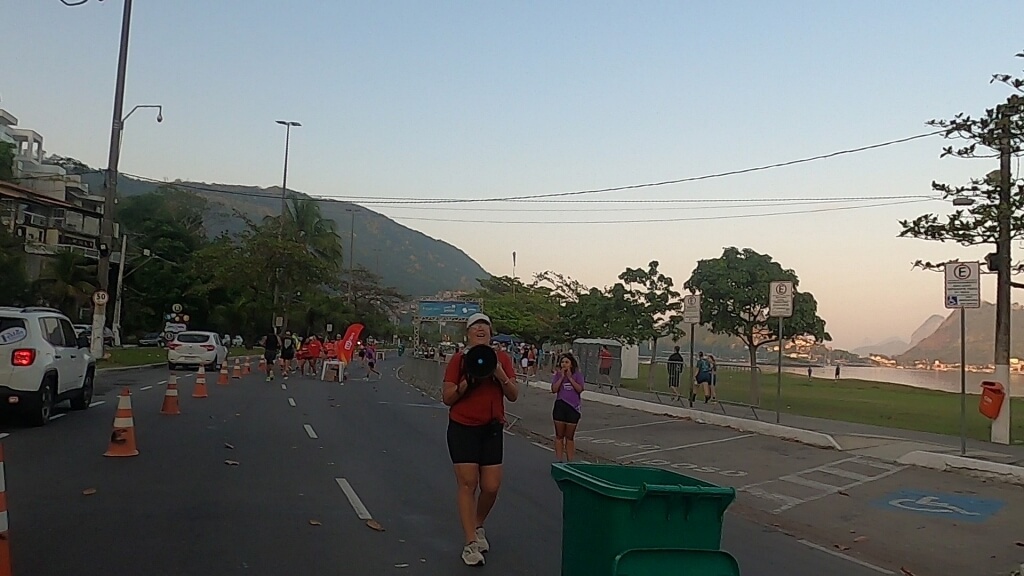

{"left": 979, "top": 381, "right": 1006, "bottom": 420}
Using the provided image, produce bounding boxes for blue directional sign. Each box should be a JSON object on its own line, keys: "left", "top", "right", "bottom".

{"left": 874, "top": 490, "right": 1004, "bottom": 523}
{"left": 416, "top": 300, "right": 481, "bottom": 320}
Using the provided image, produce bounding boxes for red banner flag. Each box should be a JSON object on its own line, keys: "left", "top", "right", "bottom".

{"left": 339, "top": 323, "right": 364, "bottom": 364}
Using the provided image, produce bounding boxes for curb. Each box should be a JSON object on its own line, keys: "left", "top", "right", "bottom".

{"left": 527, "top": 381, "right": 843, "bottom": 451}
{"left": 97, "top": 362, "right": 164, "bottom": 374}
{"left": 897, "top": 450, "right": 1024, "bottom": 486}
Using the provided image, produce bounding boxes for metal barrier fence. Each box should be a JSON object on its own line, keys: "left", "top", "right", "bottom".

{"left": 642, "top": 359, "right": 766, "bottom": 420}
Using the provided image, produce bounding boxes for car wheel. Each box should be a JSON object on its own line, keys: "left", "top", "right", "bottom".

{"left": 29, "top": 378, "right": 55, "bottom": 427}
{"left": 70, "top": 371, "right": 94, "bottom": 410}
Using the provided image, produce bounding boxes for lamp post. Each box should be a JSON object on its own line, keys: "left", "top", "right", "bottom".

{"left": 272, "top": 120, "right": 301, "bottom": 329}
{"left": 345, "top": 208, "right": 359, "bottom": 304}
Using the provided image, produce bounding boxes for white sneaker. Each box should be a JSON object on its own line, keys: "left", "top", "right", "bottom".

{"left": 475, "top": 527, "right": 489, "bottom": 553}
{"left": 462, "top": 541, "right": 485, "bottom": 566}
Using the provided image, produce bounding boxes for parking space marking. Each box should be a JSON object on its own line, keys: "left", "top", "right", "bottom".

{"left": 797, "top": 540, "right": 894, "bottom": 575}
{"left": 741, "top": 456, "right": 908, "bottom": 513}
{"left": 532, "top": 441, "right": 554, "bottom": 452}
{"left": 618, "top": 433, "right": 755, "bottom": 459}
{"left": 577, "top": 419, "right": 678, "bottom": 434}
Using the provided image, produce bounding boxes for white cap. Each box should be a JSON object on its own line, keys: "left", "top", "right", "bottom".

{"left": 467, "top": 313, "right": 491, "bottom": 327}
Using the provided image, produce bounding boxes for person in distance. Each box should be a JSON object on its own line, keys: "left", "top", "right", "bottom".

{"left": 441, "top": 313, "right": 519, "bottom": 567}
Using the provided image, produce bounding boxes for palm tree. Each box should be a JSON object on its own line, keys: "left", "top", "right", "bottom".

{"left": 283, "top": 197, "right": 345, "bottom": 268}
{"left": 35, "top": 250, "right": 96, "bottom": 317}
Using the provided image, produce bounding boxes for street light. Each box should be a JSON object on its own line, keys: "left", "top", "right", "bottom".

{"left": 275, "top": 120, "right": 301, "bottom": 217}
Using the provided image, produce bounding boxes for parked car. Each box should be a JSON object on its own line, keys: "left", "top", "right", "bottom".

{"left": 166, "top": 331, "right": 227, "bottom": 371}
{"left": 138, "top": 332, "right": 164, "bottom": 347}
{"left": 0, "top": 307, "right": 96, "bottom": 426}
{"left": 73, "top": 324, "right": 115, "bottom": 347}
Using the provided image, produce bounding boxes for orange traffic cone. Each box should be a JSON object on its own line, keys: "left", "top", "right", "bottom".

{"left": 161, "top": 375, "right": 181, "bottom": 415}
{"left": 242, "top": 358, "right": 251, "bottom": 375}
{"left": 232, "top": 358, "right": 242, "bottom": 379}
{"left": 0, "top": 444, "right": 12, "bottom": 576}
{"left": 192, "top": 365, "right": 209, "bottom": 398}
{"left": 217, "top": 362, "right": 230, "bottom": 386}
{"left": 104, "top": 388, "right": 139, "bottom": 457}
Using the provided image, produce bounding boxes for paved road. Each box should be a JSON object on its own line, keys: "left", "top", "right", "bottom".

{"left": 0, "top": 358, "right": 888, "bottom": 575}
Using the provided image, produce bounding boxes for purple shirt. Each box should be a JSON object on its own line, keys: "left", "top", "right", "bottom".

{"left": 552, "top": 370, "right": 584, "bottom": 412}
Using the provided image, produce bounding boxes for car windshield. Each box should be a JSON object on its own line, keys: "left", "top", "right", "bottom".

{"left": 176, "top": 333, "right": 211, "bottom": 344}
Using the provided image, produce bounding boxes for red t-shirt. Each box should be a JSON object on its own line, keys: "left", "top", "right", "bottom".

{"left": 308, "top": 340, "right": 322, "bottom": 358}
{"left": 444, "top": 349, "right": 516, "bottom": 426}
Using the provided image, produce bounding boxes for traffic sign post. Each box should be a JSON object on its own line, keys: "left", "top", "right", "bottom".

{"left": 944, "top": 261, "right": 980, "bottom": 456}
{"left": 90, "top": 290, "right": 109, "bottom": 359}
{"left": 769, "top": 281, "right": 794, "bottom": 424}
{"left": 683, "top": 294, "right": 701, "bottom": 404}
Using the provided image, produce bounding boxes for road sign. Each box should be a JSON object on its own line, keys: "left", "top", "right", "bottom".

{"left": 275, "top": 316, "right": 284, "bottom": 328}
{"left": 326, "top": 323, "right": 333, "bottom": 333}
{"left": 92, "top": 290, "right": 109, "bottom": 306}
{"left": 172, "top": 303, "right": 183, "bottom": 313}
{"left": 944, "top": 261, "right": 980, "bottom": 309}
{"left": 874, "top": 490, "right": 1003, "bottom": 523}
{"left": 682, "top": 294, "right": 701, "bottom": 324}
{"left": 769, "top": 281, "right": 793, "bottom": 318}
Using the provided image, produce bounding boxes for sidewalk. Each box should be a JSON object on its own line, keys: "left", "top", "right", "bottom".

{"left": 598, "top": 381, "right": 1024, "bottom": 469}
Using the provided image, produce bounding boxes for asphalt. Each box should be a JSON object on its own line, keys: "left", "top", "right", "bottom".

{"left": 0, "top": 358, "right": 938, "bottom": 575}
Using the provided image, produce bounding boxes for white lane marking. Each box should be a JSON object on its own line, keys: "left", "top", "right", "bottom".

{"left": 303, "top": 424, "right": 318, "bottom": 439}
{"left": 619, "top": 434, "right": 756, "bottom": 459}
{"left": 797, "top": 540, "right": 894, "bottom": 574}
{"left": 0, "top": 433, "right": 8, "bottom": 439}
{"left": 532, "top": 441, "right": 554, "bottom": 452}
{"left": 335, "top": 478, "right": 373, "bottom": 520}
{"left": 503, "top": 429, "right": 514, "bottom": 436}
{"left": 377, "top": 401, "right": 445, "bottom": 409}
{"left": 49, "top": 413, "right": 66, "bottom": 421}
{"left": 741, "top": 457, "right": 908, "bottom": 513}
{"left": 281, "top": 384, "right": 287, "bottom": 390}
{"left": 89, "top": 401, "right": 105, "bottom": 408}
{"left": 288, "top": 398, "right": 296, "bottom": 407}
{"left": 576, "top": 419, "right": 678, "bottom": 434}
{"left": 156, "top": 380, "right": 167, "bottom": 386}
{"left": 141, "top": 385, "right": 153, "bottom": 391}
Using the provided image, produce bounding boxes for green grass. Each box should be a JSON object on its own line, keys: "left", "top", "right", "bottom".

{"left": 99, "top": 347, "right": 256, "bottom": 368}
{"left": 621, "top": 363, "right": 1024, "bottom": 442}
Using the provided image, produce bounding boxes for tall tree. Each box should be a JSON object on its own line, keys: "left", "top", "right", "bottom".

{"left": 0, "top": 225, "right": 30, "bottom": 304}
{"left": 469, "top": 275, "right": 560, "bottom": 344}
{"left": 34, "top": 250, "right": 96, "bottom": 317}
{"left": 684, "top": 247, "right": 829, "bottom": 404}
{"left": 618, "top": 261, "right": 686, "bottom": 360}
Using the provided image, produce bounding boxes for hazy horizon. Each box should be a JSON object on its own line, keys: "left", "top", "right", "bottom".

{"left": 4, "top": 1, "right": 1024, "bottom": 350}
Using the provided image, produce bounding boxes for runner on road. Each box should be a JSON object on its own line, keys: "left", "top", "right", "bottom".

{"left": 280, "top": 331, "right": 296, "bottom": 380}
{"left": 364, "top": 342, "right": 381, "bottom": 380}
{"left": 260, "top": 328, "right": 283, "bottom": 382}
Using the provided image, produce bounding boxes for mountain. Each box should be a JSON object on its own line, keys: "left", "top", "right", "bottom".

{"left": 851, "top": 337, "right": 909, "bottom": 358}
{"left": 80, "top": 173, "right": 489, "bottom": 298}
{"left": 909, "top": 314, "right": 945, "bottom": 348}
{"left": 898, "top": 302, "right": 1024, "bottom": 364}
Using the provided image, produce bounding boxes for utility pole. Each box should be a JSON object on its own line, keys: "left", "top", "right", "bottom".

{"left": 92, "top": 0, "right": 133, "bottom": 359}
{"left": 346, "top": 208, "right": 357, "bottom": 304}
{"left": 992, "top": 102, "right": 1014, "bottom": 445}
{"left": 272, "top": 120, "right": 300, "bottom": 330}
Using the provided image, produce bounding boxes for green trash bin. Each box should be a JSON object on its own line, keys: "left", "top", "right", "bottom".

{"left": 551, "top": 462, "right": 737, "bottom": 576}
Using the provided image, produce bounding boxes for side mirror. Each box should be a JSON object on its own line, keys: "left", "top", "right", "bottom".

{"left": 78, "top": 336, "right": 90, "bottom": 349}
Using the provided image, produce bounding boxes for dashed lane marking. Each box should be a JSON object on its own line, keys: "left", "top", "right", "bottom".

{"left": 140, "top": 385, "right": 153, "bottom": 391}
{"left": 49, "top": 413, "right": 66, "bottom": 421}
{"left": 288, "top": 398, "right": 296, "bottom": 407}
{"left": 304, "top": 424, "right": 318, "bottom": 439}
{"left": 89, "top": 401, "right": 105, "bottom": 408}
{"left": 336, "top": 478, "right": 373, "bottom": 520}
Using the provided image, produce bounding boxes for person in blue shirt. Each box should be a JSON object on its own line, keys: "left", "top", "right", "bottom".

{"left": 692, "top": 351, "right": 713, "bottom": 405}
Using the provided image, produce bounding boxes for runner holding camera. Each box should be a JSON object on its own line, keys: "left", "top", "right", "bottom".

{"left": 441, "top": 313, "right": 519, "bottom": 566}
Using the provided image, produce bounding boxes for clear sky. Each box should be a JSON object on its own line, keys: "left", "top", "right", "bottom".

{"left": 3, "top": 1, "right": 1023, "bottom": 349}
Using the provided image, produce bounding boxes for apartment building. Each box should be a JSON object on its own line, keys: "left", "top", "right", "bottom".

{"left": 0, "top": 106, "right": 108, "bottom": 278}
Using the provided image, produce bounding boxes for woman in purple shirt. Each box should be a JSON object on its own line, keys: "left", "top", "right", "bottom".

{"left": 550, "top": 353, "right": 584, "bottom": 461}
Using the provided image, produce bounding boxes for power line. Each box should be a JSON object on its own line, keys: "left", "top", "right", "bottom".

{"left": 120, "top": 129, "right": 943, "bottom": 207}
{"left": 384, "top": 198, "right": 938, "bottom": 225}
{"left": 370, "top": 196, "right": 938, "bottom": 212}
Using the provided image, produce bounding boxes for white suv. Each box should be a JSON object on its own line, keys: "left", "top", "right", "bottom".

{"left": 166, "top": 331, "right": 227, "bottom": 371}
{"left": 0, "top": 307, "right": 96, "bottom": 426}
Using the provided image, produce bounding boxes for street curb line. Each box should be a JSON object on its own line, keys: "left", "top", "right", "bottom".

{"left": 526, "top": 381, "right": 843, "bottom": 450}
{"left": 897, "top": 450, "right": 1024, "bottom": 486}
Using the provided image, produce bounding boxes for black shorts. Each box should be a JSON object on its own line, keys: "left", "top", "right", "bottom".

{"left": 264, "top": 350, "right": 278, "bottom": 363}
{"left": 281, "top": 351, "right": 295, "bottom": 361}
{"left": 667, "top": 372, "right": 681, "bottom": 388}
{"left": 696, "top": 372, "right": 712, "bottom": 385}
{"left": 599, "top": 366, "right": 611, "bottom": 376}
{"left": 552, "top": 399, "right": 581, "bottom": 424}
{"left": 368, "top": 360, "right": 376, "bottom": 369}
{"left": 447, "top": 420, "right": 503, "bottom": 466}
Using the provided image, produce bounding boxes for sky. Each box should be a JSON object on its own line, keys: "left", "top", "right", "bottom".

{"left": 3, "top": 0, "right": 1023, "bottom": 350}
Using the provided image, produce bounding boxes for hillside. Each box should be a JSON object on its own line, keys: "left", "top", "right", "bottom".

{"left": 80, "top": 173, "right": 489, "bottom": 298}
{"left": 852, "top": 337, "right": 909, "bottom": 358}
{"left": 898, "top": 303, "right": 1024, "bottom": 364}
{"left": 910, "top": 314, "right": 945, "bottom": 348}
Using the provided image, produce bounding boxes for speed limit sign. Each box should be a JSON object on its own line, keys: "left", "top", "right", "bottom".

{"left": 92, "top": 290, "right": 109, "bottom": 306}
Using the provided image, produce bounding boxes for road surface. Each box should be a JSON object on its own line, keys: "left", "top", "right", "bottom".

{"left": 0, "top": 358, "right": 886, "bottom": 575}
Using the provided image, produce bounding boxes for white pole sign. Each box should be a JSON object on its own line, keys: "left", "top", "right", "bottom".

{"left": 682, "top": 294, "right": 701, "bottom": 324}
{"left": 944, "top": 261, "right": 981, "bottom": 309}
{"left": 769, "top": 281, "right": 794, "bottom": 318}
